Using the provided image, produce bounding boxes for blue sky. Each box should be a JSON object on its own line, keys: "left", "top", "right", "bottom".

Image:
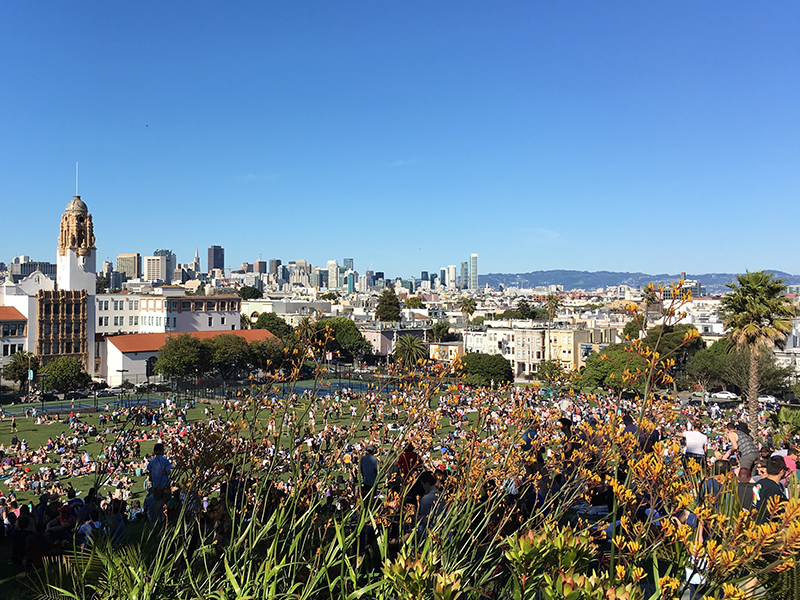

{"left": 1, "top": 2, "right": 798, "bottom": 279}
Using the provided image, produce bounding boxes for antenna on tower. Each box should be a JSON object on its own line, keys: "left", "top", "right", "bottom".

{"left": 75, "top": 162, "right": 79, "bottom": 195}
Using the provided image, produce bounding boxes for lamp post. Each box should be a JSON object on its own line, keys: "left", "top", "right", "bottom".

{"left": 117, "top": 369, "right": 128, "bottom": 408}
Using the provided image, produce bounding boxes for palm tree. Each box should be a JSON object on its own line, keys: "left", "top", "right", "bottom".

{"left": 460, "top": 297, "right": 477, "bottom": 321}
{"left": 393, "top": 334, "right": 428, "bottom": 365}
{"left": 720, "top": 271, "right": 794, "bottom": 429}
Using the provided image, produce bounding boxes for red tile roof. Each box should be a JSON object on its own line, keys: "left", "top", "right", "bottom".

{"left": 106, "top": 329, "right": 275, "bottom": 353}
{"left": 0, "top": 307, "right": 26, "bottom": 321}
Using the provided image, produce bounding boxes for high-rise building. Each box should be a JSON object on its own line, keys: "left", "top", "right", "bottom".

{"left": 154, "top": 249, "right": 176, "bottom": 280}
{"left": 269, "top": 259, "right": 281, "bottom": 276}
{"left": 327, "top": 260, "right": 339, "bottom": 290}
{"left": 143, "top": 256, "right": 168, "bottom": 281}
{"left": 440, "top": 268, "right": 447, "bottom": 287}
{"left": 469, "top": 253, "right": 478, "bottom": 290}
{"left": 254, "top": 260, "right": 267, "bottom": 274}
{"left": 460, "top": 262, "right": 469, "bottom": 289}
{"left": 192, "top": 248, "right": 201, "bottom": 272}
{"left": 208, "top": 245, "right": 225, "bottom": 273}
{"left": 117, "top": 253, "right": 142, "bottom": 279}
{"left": 447, "top": 265, "right": 457, "bottom": 288}
{"left": 343, "top": 258, "right": 354, "bottom": 271}
{"left": 421, "top": 271, "right": 429, "bottom": 281}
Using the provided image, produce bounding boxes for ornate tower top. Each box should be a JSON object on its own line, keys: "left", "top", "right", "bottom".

{"left": 58, "top": 196, "right": 96, "bottom": 257}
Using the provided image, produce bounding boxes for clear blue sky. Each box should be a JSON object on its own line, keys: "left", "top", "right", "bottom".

{"left": 2, "top": 2, "right": 798, "bottom": 279}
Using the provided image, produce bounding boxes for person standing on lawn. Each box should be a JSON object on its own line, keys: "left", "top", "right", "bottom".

{"left": 147, "top": 443, "right": 172, "bottom": 499}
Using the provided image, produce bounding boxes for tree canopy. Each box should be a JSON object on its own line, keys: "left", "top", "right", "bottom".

{"left": 207, "top": 334, "right": 253, "bottom": 380}
{"left": 155, "top": 334, "right": 211, "bottom": 381}
{"left": 237, "top": 286, "right": 263, "bottom": 300}
{"left": 2, "top": 351, "right": 38, "bottom": 389}
{"left": 316, "top": 317, "right": 372, "bottom": 360}
{"left": 375, "top": 287, "right": 401, "bottom": 322}
{"left": 460, "top": 353, "right": 513, "bottom": 387}
{"left": 41, "top": 356, "right": 91, "bottom": 392}
{"left": 254, "top": 312, "right": 293, "bottom": 340}
{"left": 404, "top": 296, "right": 425, "bottom": 309}
{"left": 460, "top": 297, "right": 477, "bottom": 317}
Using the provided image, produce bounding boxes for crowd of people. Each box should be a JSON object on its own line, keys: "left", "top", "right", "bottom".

{"left": 0, "top": 381, "right": 797, "bottom": 598}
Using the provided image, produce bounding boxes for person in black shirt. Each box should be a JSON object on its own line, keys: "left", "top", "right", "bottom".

{"left": 755, "top": 455, "right": 787, "bottom": 525}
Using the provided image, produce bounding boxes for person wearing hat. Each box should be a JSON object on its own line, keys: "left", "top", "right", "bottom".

{"left": 360, "top": 445, "right": 379, "bottom": 497}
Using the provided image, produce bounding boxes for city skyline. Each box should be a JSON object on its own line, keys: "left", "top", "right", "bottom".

{"left": 2, "top": 3, "right": 799, "bottom": 275}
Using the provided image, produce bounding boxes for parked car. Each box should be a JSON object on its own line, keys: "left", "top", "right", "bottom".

{"left": 758, "top": 394, "right": 777, "bottom": 403}
{"left": 711, "top": 390, "right": 739, "bottom": 400}
{"left": 39, "top": 392, "right": 59, "bottom": 402}
{"left": 65, "top": 389, "right": 89, "bottom": 400}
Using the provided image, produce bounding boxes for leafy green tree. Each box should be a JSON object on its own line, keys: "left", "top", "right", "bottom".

{"left": 207, "top": 334, "right": 253, "bottom": 380}
{"left": 720, "top": 270, "right": 794, "bottom": 427}
{"left": 95, "top": 276, "right": 108, "bottom": 294}
{"left": 40, "top": 356, "right": 91, "bottom": 392}
{"left": 579, "top": 344, "right": 647, "bottom": 393}
{"left": 316, "top": 317, "right": 372, "bottom": 360}
{"left": 393, "top": 334, "right": 428, "bottom": 365}
{"left": 622, "top": 319, "right": 643, "bottom": 341}
{"left": 375, "top": 286, "right": 401, "bottom": 322}
{"left": 237, "top": 286, "right": 263, "bottom": 300}
{"left": 320, "top": 292, "right": 339, "bottom": 302}
{"left": 718, "top": 347, "right": 792, "bottom": 397}
{"left": 536, "top": 360, "right": 564, "bottom": 385}
{"left": 460, "top": 297, "right": 477, "bottom": 318}
{"left": 254, "top": 312, "right": 293, "bottom": 340}
{"left": 517, "top": 298, "right": 533, "bottom": 319}
{"left": 239, "top": 313, "right": 251, "bottom": 330}
{"left": 404, "top": 296, "right": 425, "bottom": 309}
{"left": 250, "top": 338, "right": 288, "bottom": 375}
{"left": 460, "top": 353, "right": 513, "bottom": 387}
{"left": 155, "top": 334, "right": 211, "bottom": 381}
{"left": 2, "top": 351, "right": 38, "bottom": 390}
{"left": 686, "top": 343, "right": 725, "bottom": 399}
{"left": 431, "top": 321, "right": 450, "bottom": 343}
{"left": 471, "top": 316, "right": 486, "bottom": 327}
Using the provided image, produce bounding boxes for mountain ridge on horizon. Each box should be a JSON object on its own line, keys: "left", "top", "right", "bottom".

{"left": 480, "top": 269, "right": 800, "bottom": 293}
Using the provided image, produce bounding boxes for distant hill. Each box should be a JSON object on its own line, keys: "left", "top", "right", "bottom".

{"left": 480, "top": 270, "right": 800, "bottom": 294}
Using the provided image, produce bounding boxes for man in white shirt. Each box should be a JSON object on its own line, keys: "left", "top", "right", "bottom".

{"left": 683, "top": 420, "right": 708, "bottom": 473}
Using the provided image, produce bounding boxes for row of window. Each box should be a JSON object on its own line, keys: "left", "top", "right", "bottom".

{"left": 1, "top": 324, "right": 25, "bottom": 337}
{"left": 42, "top": 323, "right": 81, "bottom": 335}
{"left": 98, "top": 299, "right": 238, "bottom": 312}
{"left": 98, "top": 300, "right": 140, "bottom": 311}
{"left": 2, "top": 344, "right": 23, "bottom": 356}
{"left": 42, "top": 303, "right": 80, "bottom": 316}
{"left": 42, "top": 341, "right": 78, "bottom": 355}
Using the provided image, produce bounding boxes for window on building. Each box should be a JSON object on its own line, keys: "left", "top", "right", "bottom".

{"left": 173, "top": 317, "right": 176, "bottom": 328}
{"left": 74, "top": 323, "right": 80, "bottom": 334}
{"left": 66, "top": 303, "right": 72, "bottom": 314}
{"left": 44, "top": 323, "right": 51, "bottom": 335}
{"left": 157, "top": 317, "right": 161, "bottom": 326}
{"left": 129, "top": 316, "right": 133, "bottom": 326}
{"left": 53, "top": 342, "right": 59, "bottom": 354}
{"left": 134, "top": 316, "right": 139, "bottom": 325}
{"left": 18, "top": 324, "right": 24, "bottom": 336}
{"left": 65, "top": 323, "right": 72, "bottom": 334}
{"left": 2, "top": 345, "right": 8, "bottom": 356}
{"left": 103, "top": 317, "right": 109, "bottom": 326}
{"left": 44, "top": 304, "right": 51, "bottom": 315}
{"left": 52, "top": 323, "right": 59, "bottom": 335}
{"left": 208, "top": 316, "right": 213, "bottom": 327}
{"left": 104, "top": 301, "right": 109, "bottom": 310}
{"left": 113, "top": 301, "right": 117, "bottom": 310}
{"left": 43, "top": 343, "right": 50, "bottom": 355}
{"left": 134, "top": 301, "right": 139, "bottom": 310}
{"left": 221, "top": 317, "right": 226, "bottom": 325}
{"left": 53, "top": 304, "right": 59, "bottom": 315}
{"left": 99, "top": 317, "right": 103, "bottom": 327}
{"left": 64, "top": 342, "right": 72, "bottom": 353}
{"left": 182, "top": 301, "right": 190, "bottom": 311}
